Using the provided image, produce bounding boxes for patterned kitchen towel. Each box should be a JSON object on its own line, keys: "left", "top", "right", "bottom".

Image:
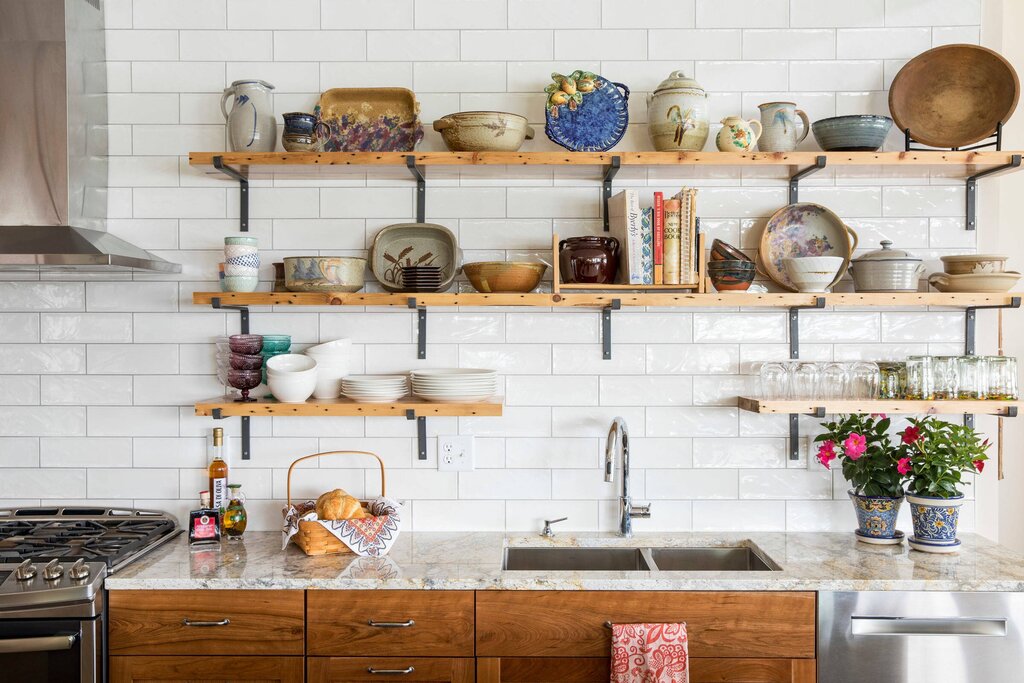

{"left": 611, "top": 623, "right": 689, "bottom": 683}
{"left": 282, "top": 497, "right": 402, "bottom": 557}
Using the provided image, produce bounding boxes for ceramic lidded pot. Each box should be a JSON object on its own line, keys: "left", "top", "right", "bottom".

{"left": 716, "top": 116, "right": 762, "bottom": 152}
{"left": 221, "top": 80, "right": 277, "bottom": 152}
{"left": 849, "top": 240, "right": 925, "bottom": 293}
{"left": 559, "top": 236, "right": 620, "bottom": 284}
{"left": 757, "top": 102, "right": 810, "bottom": 152}
{"left": 646, "top": 71, "right": 710, "bottom": 151}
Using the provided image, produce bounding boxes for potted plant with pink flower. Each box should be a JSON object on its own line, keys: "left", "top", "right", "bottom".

{"left": 895, "top": 416, "right": 989, "bottom": 553}
{"left": 815, "top": 413, "right": 906, "bottom": 544}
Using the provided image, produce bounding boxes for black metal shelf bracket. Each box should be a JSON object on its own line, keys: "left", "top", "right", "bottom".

{"left": 602, "top": 299, "right": 622, "bottom": 360}
{"left": 210, "top": 409, "right": 251, "bottom": 461}
{"left": 406, "top": 156, "right": 426, "bottom": 223}
{"left": 409, "top": 297, "right": 427, "bottom": 359}
{"left": 211, "top": 297, "right": 250, "bottom": 334}
{"left": 787, "top": 297, "right": 827, "bottom": 460}
{"left": 963, "top": 296, "right": 1020, "bottom": 428}
{"left": 407, "top": 409, "right": 428, "bottom": 460}
{"left": 213, "top": 156, "right": 249, "bottom": 232}
{"left": 788, "top": 156, "right": 827, "bottom": 204}
{"left": 602, "top": 156, "right": 622, "bottom": 232}
{"left": 966, "top": 154, "right": 1021, "bottom": 230}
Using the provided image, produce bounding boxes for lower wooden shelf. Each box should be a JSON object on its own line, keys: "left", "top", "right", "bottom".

{"left": 738, "top": 397, "right": 1022, "bottom": 416}
{"left": 195, "top": 395, "right": 503, "bottom": 418}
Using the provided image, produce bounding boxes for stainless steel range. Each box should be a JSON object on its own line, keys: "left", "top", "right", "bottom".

{"left": 0, "top": 507, "right": 180, "bottom": 683}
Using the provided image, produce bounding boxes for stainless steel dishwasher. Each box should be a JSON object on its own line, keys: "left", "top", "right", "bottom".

{"left": 819, "top": 591, "right": 1024, "bottom": 682}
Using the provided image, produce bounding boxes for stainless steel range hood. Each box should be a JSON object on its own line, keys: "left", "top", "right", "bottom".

{"left": 0, "top": 0, "right": 181, "bottom": 273}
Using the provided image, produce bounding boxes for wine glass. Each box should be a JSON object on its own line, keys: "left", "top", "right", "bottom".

{"left": 228, "top": 369, "right": 262, "bottom": 402}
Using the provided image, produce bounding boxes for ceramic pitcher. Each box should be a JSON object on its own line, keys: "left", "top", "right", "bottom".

{"left": 221, "top": 80, "right": 277, "bottom": 152}
{"left": 757, "top": 102, "right": 810, "bottom": 152}
{"left": 716, "top": 116, "right": 762, "bottom": 152}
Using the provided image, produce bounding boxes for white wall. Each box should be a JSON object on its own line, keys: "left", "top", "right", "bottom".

{"left": 0, "top": 0, "right": 1000, "bottom": 535}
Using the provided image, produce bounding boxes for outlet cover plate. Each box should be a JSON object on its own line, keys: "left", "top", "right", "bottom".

{"left": 437, "top": 434, "right": 474, "bottom": 471}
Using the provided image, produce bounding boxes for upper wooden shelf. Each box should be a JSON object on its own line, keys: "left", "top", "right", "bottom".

{"left": 739, "top": 397, "right": 1022, "bottom": 416}
{"left": 195, "top": 395, "right": 503, "bottom": 418}
{"left": 193, "top": 291, "right": 1021, "bottom": 309}
{"left": 188, "top": 151, "right": 1024, "bottom": 180}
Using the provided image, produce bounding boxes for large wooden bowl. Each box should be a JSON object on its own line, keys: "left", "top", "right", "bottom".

{"left": 889, "top": 44, "right": 1019, "bottom": 148}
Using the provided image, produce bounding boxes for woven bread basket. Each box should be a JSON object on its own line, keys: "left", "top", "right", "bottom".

{"left": 286, "top": 450, "right": 387, "bottom": 556}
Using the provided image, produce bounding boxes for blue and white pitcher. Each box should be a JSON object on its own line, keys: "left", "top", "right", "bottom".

{"left": 221, "top": 80, "right": 277, "bottom": 152}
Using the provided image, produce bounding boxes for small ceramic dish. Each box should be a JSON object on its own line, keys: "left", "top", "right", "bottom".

{"left": 284, "top": 256, "right": 366, "bottom": 293}
{"left": 928, "top": 271, "right": 1021, "bottom": 293}
{"left": 706, "top": 261, "right": 755, "bottom": 291}
{"left": 939, "top": 254, "right": 1009, "bottom": 275}
{"left": 812, "top": 115, "right": 893, "bottom": 152}
{"left": 759, "top": 203, "right": 858, "bottom": 292}
{"left": 370, "top": 223, "right": 461, "bottom": 293}
{"left": 463, "top": 262, "right": 547, "bottom": 293}
{"left": 710, "top": 238, "right": 752, "bottom": 263}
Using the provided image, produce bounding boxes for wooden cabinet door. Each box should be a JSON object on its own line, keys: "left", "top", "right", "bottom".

{"left": 109, "top": 590, "right": 304, "bottom": 655}
{"left": 477, "top": 591, "right": 816, "bottom": 659}
{"left": 309, "top": 658, "right": 475, "bottom": 682}
{"left": 109, "top": 656, "right": 303, "bottom": 683}
{"left": 477, "top": 657, "right": 815, "bottom": 683}
{"left": 307, "top": 590, "right": 475, "bottom": 657}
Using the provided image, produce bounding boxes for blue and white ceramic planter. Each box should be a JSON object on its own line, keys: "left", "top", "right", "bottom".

{"left": 849, "top": 490, "right": 903, "bottom": 541}
{"left": 908, "top": 493, "right": 964, "bottom": 552}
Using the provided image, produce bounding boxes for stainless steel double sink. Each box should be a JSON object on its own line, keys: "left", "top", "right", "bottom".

{"left": 502, "top": 546, "right": 775, "bottom": 572}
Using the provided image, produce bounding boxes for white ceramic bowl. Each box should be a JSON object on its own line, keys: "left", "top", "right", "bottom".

{"left": 266, "top": 353, "right": 317, "bottom": 375}
{"left": 782, "top": 256, "right": 845, "bottom": 292}
{"left": 267, "top": 371, "right": 317, "bottom": 403}
{"left": 305, "top": 339, "right": 352, "bottom": 356}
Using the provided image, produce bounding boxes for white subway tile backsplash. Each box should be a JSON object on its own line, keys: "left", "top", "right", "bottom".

{"left": 790, "top": 60, "right": 884, "bottom": 90}
{"left": 554, "top": 30, "right": 647, "bottom": 61}
{"left": 692, "top": 500, "right": 785, "bottom": 531}
{"left": 41, "top": 376, "right": 133, "bottom": 406}
{"left": 87, "top": 345, "right": 179, "bottom": 375}
{"left": 790, "top": 0, "right": 883, "bottom": 27}
{"left": 321, "top": 0, "right": 413, "bottom": 29}
{"left": 459, "top": 344, "right": 553, "bottom": 374}
{"left": 41, "top": 314, "right": 133, "bottom": 343}
{"left": 696, "top": 0, "right": 788, "bottom": 28}
{"left": 693, "top": 312, "right": 786, "bottom": 343}
{"left": 414, "top": 62, "right": 507, "bottom": 92}
{"left": 507, "top": 313, "right": 597, "bottom": 343}
{"left": 133, "top": 188, "right": 226, "bottom": 219}
{"left": 646, "top": 344, "right": 739, "bottom": 375}
{"left": 600, "top": 376, "right": 692, "bottom": 406}
{"left": 505, "top": 437, "right": 598, "bottom": 468}
{"left": 106, "top": 31, "right": 178, "bottom": 61}
{"left": 461, "top": 30, "right": 554, "bottom": 61}
{"left": 0, "top": 407, "right": 86, "bottom": 437}
{"left": 1, "top": 376, "right": 40, "bottom": 406}
{"left": 603, "top": 0, "right": 695, "bottom": 28}
{"left": 273, "top": 31, "right": 366, "bottom": 61}
{"left": 0, "top": 314, "right": 40, "bottom": 342}
{"left": 742, "top": 30, "right": 836, "bottom": 60}
{"left": 694, "top": 61, "right": 788, "bottom": 91}
{"left": 884, "top": 0, "right": 981, "bottom": 27}
{"left": 368, "top": 31, "right": 460, "bottom": 61}
{"left": 554, "top": 344, "right": 645, "bottom": 375}
{"left": 883, "top": 186, "right": 965, "bottom": 217}
{"left": 179, "top": 31, "right": 273, "bottom": 61}
{"left": 225, "top": 62, "right": 320, "bottom": 93}
{"left": 87, "top": 283, "right": 178, "bottom": 312}
{"left": 0, "top": 438, "right": 38, "bottom": 468}
{"left": 413, "top": 501, "right": 505, "bottom": 531}
{"left": 0, "top": 345, "right": 85, "bottom": 374}
{"left": 836, "top": 28, "right": 931, "bottom": 59}
{"left": 321, "top": 188, "right": 414, "bottom": 218}
{"left": 88, "top": 407, "right": 179, "bottom": 437}
{"left": 0, "top": 470, "right": 86, "bottom": 499}
{"left": 647, "top": 407, "right": 738, "bottom": 437}
{"left": 507, "top": 500, "right": 599, "bottom": 531}
{"left": 226, "top": 0, "right": 320, "bottom": 29}
{"left": 508, "top": 376, "right": 598, "bottom": 406}
{"left": 509, "top": 0, "right": 601, "bottom": 29}
{"left": 131, "top": 62, "right": 226, "bottom": 92}
{"left": 41, "top": 438, "right": 132, "bottom": 468}
{"left": 459, "top": 469, "right": 550, "bottom": 499}
{"left": 693, "top": 438, "right": 786, "bottom": 468}
{"left": 740, "top": 469, "right": 832, "bottom": 499}
{"left": 646, "top": 469, "right": 738, "bottom": 499}
{"left": 133, "top": 0, "right": 227, "bottom": 29}
{"left": 0, "top": 283, "right": 84, "bottom": 312}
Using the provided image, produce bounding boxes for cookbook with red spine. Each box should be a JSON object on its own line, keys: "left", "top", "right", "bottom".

{"left": 653, "top": 191, "right": 664, "bottom": 284}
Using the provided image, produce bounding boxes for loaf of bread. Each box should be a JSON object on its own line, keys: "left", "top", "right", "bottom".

{"left": 315, "top": 488, "right": 366, "bottom": 520}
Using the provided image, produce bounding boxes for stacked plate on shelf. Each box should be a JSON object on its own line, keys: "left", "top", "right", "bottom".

{"left": 341, "top": 375, "right": 409, "bottom": 403}
{"left": 411, "top": 368, "right": 497, "bottom": 402}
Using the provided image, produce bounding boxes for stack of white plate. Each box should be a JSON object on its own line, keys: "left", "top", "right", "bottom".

{"left": 411, "top": 368, "right": 497, "bottom": 402}
{"left": 341, "top": 375, "right": 409, "bottom": 403}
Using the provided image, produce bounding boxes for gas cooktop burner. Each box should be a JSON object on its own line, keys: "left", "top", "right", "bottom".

{"left": 0, "top": 507, "right": 180, "bottom": 572}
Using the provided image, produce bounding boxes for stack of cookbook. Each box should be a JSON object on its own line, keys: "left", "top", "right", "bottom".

{"left": 608, "top": 188, "right": 699, "bottom": 286}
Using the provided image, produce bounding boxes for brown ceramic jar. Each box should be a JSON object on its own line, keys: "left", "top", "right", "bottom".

{"left": 559, "top": 236, "right": 620, "bottom": 284}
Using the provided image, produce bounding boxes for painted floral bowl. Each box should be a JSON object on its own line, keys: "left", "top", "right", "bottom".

{"left": 812, "top": 115, "right": 893, "bottom": 152}
{"left": 284, "top": 256, "right": 366, "bottom": 293}
{"left": 759, "top": 203, "right": 858, "bottom": 292}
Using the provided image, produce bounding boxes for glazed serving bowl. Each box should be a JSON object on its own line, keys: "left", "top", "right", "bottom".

{"left": 463, "top": 261, "right": 547, "bottom": 293}
{"left": 812, "top": 115, "right": 893, "bottom": 152}
{"left": 370, "top": 223, "right": 461, "bottom": 293}
{"left": 433, "top": 112, "right": 535, "bottom": 152}
{"left": 283, "top": 256, "right": 366, "bottom": 293}
{"left": 783, "top": 256, "right": 846, "bottom": 293}
{"left": 939, "top": 254, "right": 1009, "bottom": 275}
{"left": 710, "top": 238, "right": 752, "bottom": 263}
{"left": 759, "top": 203, "right": 858, "bottom": 292}
{"left": 929, "top": 271, "right": 1021, "bottom": 293}
{"left": 706, "top": 260, "right": 755, "bottom": 291}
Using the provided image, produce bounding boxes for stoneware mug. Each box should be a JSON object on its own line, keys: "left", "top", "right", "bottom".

{"left": 758, "top": 102, "right": 810, "bottom": 152}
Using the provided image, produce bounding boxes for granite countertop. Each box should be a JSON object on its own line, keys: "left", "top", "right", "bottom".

{"left": 105, "top": 531, "right": 1024, "bottom": 592}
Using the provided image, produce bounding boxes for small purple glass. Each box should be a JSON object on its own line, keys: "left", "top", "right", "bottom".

{"left": 229, "top": 353, "right": 264, "bottom": 371}
{"left": 228, "top": 334, "right": 263, "bottom": 354}
{"left": 228, "top": 369, "right": 262, "bottom": 402}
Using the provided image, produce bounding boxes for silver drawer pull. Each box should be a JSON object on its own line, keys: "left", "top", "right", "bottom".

{"left": 604, "top": 621, "right": 613, "bottom": 628}
{"left": 852, "top": 616, "right": 1007, "bottom": 637}
{"left": 367, "top": 667, "right": 415, "bottom": 675}
{"left": 182, "top": 618, "right": 231, "bottom": 627}
{"left": 0, "top": 634, "right": 76, "bottom": 654}
{"left": 367, "top": 619, "right": 415, "bottom": 628}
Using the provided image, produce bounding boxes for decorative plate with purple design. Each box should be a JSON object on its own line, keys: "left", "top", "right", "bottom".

{"left": 759, "top": 202, "right": 858, "bottom": 291}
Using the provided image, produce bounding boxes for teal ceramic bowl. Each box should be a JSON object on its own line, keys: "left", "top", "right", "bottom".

{"left": 706, "top": 259, "right": 755, "bottom": 291}
{"left": 260, "top": 335, "right": 292, "bottom": 353}
{"left": 222, "top": 275, "right": 258, "bottom": 292}
{"left": 812, "top": 115, "right": 893, "bottom": 152}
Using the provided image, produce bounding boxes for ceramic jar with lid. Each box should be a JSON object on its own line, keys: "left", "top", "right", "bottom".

{"left": 848, "top": 240, "right": 925, "bottom": 292}
{"left": 559, "top": 236, "right": 620, "bottom": 284}
{"left": 646, "top": 71, "right": 710, "bottom": 151}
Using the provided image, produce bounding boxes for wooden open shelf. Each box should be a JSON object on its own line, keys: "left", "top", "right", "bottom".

{"left": 189, "top": 151, "right": 1024, "bottom": 179}
{"left": 195, "top": 395, "right": 503, "bottom": 418}
{"left": 738, "top": 397, "right": 1022, "bottom": 416}
{"left": 194, "top": 291, "right": 1021, "bottom": 309}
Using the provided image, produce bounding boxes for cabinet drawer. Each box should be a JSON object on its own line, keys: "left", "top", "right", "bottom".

{"left": 110, "top": 656, "right": 304, "bottom": 683}
{"left": 108, "top": 590, "right": 304, "bottom": 655}
{"left": 309, "top": 657, "right": 475, "bottom": 682}
{"left": 477, "top": 657, "right": 814, "bottom": 683}
{"left": 307, "top": 590, "right": 474, "bottom": 657}
{"left": 476, "top": 591, "right": 815, "bottom": 659}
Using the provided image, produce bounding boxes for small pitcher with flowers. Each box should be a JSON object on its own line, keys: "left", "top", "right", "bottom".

{"left": 895, "top": 417, "right": 989, "bottom": 553}
{"left": 815, "top": 413, "right": 906, "bottom": 544}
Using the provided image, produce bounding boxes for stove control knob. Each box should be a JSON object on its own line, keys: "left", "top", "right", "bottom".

{"left": 15, "top": 559, "right": 37, "bottom": 581}
{"left": 68, "top": 559, "right": 90, "bottom": 580}
{"left": 42, "top": 559, "right": 64, "bottom": 581}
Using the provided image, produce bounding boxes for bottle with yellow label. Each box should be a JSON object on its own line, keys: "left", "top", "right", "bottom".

{"left": 208, "top": 428, "right": 228, "bottom": 515}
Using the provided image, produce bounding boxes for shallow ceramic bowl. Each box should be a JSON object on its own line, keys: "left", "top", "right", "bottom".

{"left": 463, "top": 261, "right": 547, "bottom": 293}
{"left": 370, "top": 223, "right": 461, "bottom": 293}
{"left": 928, "top": 271, "right": 1021, "bottom": 293}
{"left": 812, "top": 115, "right": 893, "bottom": 152}
{"left": 707, "top": 264, "right": 755, "bottom": 291}
{"left": 939, "top": 254, "right": 1009, "bottom": 275}
{"left": 783, "top": 256, "right": 846, "bottom": 292}
{"left": 706, "top": 259, "right": 755, "bottom": 272}
{"left": 433, "top": 112, "right": 535, "bottom": 152}
{"left": 284, "top": 256, "right": 366, "bottom": 293}
{"left": 265, "top": 353, "right": 317, "bottom": 376}
{"left": 759, "top": 203, "right": 858, "bottom": 292}
{"left": 710, "top": 238, "right": 752, "bottom": 263}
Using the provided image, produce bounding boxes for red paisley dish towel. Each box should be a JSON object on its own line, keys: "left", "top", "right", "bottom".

{"left": 610, "top": 623, "right": 689, "bottom": 683}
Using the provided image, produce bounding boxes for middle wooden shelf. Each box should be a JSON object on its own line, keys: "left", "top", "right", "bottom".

{"left": 738, "top": 397, "right": 1022, "bottom": 416}
{"left": 195, "top": 395, "right": 503, "bottom": 418}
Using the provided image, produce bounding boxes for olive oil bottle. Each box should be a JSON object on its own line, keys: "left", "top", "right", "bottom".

{"left": 208, "top": 428, "right": 228, "bottom": 514}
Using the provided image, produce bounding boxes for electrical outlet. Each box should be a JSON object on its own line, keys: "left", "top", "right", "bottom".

{"left": 437, "top": 435, "right": 474, "bottom": 471}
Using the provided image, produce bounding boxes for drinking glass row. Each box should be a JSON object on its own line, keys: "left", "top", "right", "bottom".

{"left": 758, "top": 361, "right": 881, "bottom": 401}
{"left": 890, "top": 356, "right": 1018, "bottom": 401}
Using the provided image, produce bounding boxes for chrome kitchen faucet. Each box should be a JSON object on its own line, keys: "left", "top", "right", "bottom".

{"left": 605, "top": 417, "right": 651, "bottom": 538}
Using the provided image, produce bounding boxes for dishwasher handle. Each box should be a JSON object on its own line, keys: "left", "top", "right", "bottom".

{"left": 851, "top": 616, "right": 1007, "bottom": 637}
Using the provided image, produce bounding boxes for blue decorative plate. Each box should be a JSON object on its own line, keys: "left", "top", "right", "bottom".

{"left": 544, "top": 71, "right": 629, "bottom": 152}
